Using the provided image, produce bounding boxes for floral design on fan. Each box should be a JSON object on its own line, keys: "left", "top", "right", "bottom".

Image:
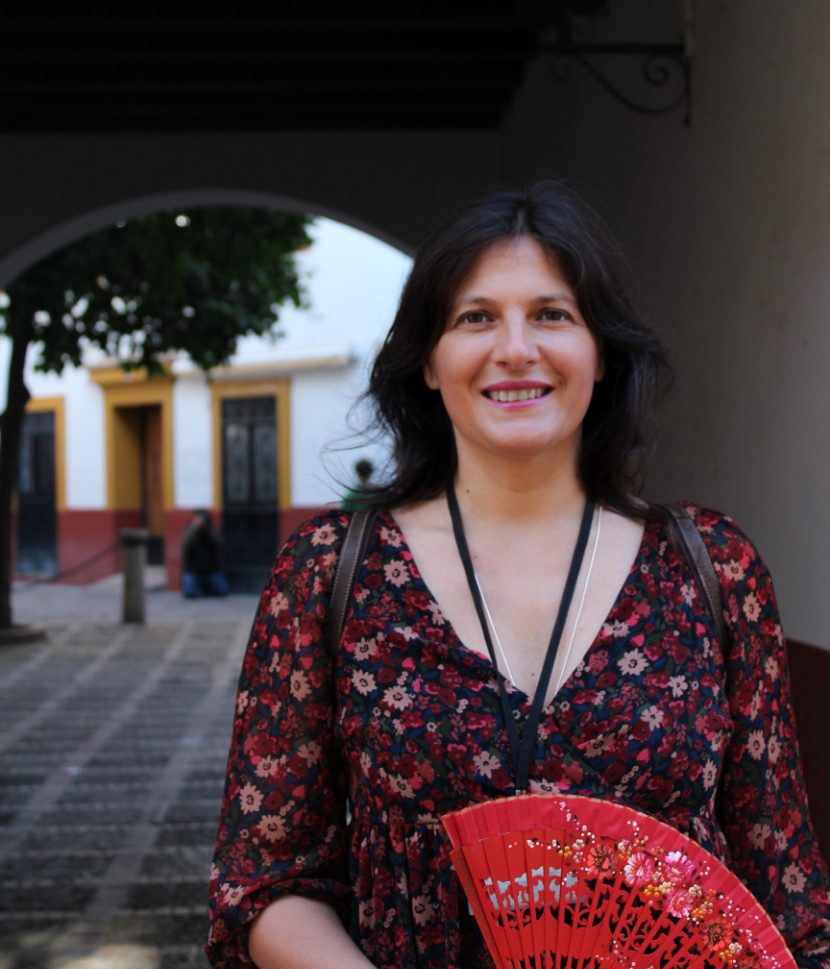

{"left": 554, "top": 822, "right": 772, "bottom": 969}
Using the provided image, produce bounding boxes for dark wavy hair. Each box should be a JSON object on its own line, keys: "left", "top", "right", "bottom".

{"left": 365, "top": 181, "right": 671, "bottom": 517}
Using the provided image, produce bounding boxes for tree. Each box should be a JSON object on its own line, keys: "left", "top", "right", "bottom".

{"left": 0, "top": 206, "right": 313, "bottom": 630}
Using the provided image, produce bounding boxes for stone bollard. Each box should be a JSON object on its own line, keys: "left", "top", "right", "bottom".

{"left": 120, "top": 528, "right": 150, "bottom": 624}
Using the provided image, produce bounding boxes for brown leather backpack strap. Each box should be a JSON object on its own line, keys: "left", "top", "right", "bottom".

{"left": 661, "top": 503, "right": 727, "bottom": 647}
{"left": 326, "top": 507, "right": 378, "bottom": 655}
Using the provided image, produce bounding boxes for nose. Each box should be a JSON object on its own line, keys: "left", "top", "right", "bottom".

{"left": 494, "top": 316, "right": 539, "bottom": 368}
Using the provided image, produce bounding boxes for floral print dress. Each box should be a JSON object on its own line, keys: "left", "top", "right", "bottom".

{"left": 206, "top": 504, "right": 830, "bottom": 969}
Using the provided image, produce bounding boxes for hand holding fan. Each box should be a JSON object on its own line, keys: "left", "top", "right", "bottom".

{"left": 441, "top": 794, "right": 796, "bottom": 969}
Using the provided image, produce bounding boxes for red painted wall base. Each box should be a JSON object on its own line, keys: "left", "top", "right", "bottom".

{"left": 55, "top": 509, "right": 142, "bottom": 584}
{"left": 27, "top": 506, "right": 335, "bottom": 591}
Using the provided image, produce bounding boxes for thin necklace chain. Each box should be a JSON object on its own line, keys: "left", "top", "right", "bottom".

{"left": 474, "top": 504, "right": 603, "bottom": 696}
{"left": 554, "top": 504, "right": 602, "bottom": 694}
{"left": 475, "top": 575, "right": 517, "bottom": 684}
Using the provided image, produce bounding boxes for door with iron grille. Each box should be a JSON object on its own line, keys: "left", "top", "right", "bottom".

{"left": 221, "top": 396, "right": 279, "bottom": 591}
{"left": 17, "top": 410, "right": 57, "bottom": 575}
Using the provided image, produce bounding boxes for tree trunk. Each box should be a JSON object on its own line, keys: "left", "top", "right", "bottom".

{"left": 0, "top": 318, "right": 32, "bottom": 629}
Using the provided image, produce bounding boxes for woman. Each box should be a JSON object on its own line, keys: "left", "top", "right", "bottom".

{"left": 206, "top": 183, "right": 830, "bottom": 969}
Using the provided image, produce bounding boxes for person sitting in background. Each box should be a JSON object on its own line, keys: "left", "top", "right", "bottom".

{"left": 181, "top": 509, "right": 230, "bottom": 598}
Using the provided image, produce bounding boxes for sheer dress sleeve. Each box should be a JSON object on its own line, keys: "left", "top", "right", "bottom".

{"left": 691, "top": 506, "right": 830, "bottom": 969}
{"left": 205, "top": 512, "right": 349, "bottom": 968}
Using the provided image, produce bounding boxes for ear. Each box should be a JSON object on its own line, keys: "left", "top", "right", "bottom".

{"left": 594, "top": 354, "right": 605, "bottom": 382}
{"left": 423, "top": 358, "right": 439, "bottom": 390}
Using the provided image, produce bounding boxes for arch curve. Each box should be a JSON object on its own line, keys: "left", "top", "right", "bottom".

{"left": 0, "top": 187, "right": 413, "bottom": 288}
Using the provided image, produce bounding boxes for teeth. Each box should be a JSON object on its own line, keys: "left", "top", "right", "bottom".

{"left": 487, "top": 388, "right": 546, "bottom": 402}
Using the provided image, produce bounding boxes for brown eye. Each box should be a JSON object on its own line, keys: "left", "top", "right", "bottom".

{"left": 539, "top": 308, "right": 572, "bottom": 323}
{"left": 456, "top": 310, "right": 491, "bottom": 326}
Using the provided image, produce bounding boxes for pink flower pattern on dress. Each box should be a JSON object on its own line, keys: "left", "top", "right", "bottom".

{"left": 206, "top": 505, "right": 830, "bottom": 969}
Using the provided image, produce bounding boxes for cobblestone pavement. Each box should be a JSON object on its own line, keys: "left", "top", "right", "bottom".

{"left": 1, "top": 578, "right": 260, "bottom": 969}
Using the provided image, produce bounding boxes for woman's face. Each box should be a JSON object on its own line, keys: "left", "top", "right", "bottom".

{"left": 424, "top": 235, "right": 603, "bottom": 471}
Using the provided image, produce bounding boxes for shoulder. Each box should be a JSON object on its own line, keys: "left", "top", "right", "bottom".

{"left": 674, "top": 500, "right": 759, "bottom": 554}
{"left": 258, "top": 507, "right": 399, "bottom": 616}
{"left": 663, "top": 503, "right": 783, "bottom": 652}
{"left": 250, "top": 509, "right": 352, "bottom": 613}
{"left": 274, "top": 508, "right": 350, "bottom": 570}
{"left": 671, "top": 500, "right": 774, "bottom": 594}
{"left": 272, "top": 506, "right": 394, "bottom": 577}
{"left": 285, "top": 508, "right": 351, "bottom": 545}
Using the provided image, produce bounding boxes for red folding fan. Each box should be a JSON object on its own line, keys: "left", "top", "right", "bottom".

{"left": 441, "top": 794, "right": 796, "bottom": 969}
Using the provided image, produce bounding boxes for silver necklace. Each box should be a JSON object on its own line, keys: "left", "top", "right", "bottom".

{"left": 474, "top": 504, "right": 603, "bottom": 695}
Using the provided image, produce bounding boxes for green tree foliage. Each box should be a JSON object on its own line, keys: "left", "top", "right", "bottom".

{"left": 4, "top": 207, "right": 312, "bottom": 374}
{"left": 0, "top": 206, "right": 313, "bottom": 629}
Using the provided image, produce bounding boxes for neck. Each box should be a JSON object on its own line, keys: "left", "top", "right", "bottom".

{"left": 452, "top": 452, "right": 586, "bottom": 526}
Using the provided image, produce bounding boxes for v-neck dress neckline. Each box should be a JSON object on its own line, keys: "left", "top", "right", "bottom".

{"left": 381, "top": 507, "right": 653, "bottom": 713}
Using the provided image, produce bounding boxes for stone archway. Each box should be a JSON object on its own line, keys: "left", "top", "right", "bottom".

{"left": 0, "top": 186, "right": 413, "bottom": 290}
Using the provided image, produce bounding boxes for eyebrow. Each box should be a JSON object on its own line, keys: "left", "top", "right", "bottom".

{"left": 455, "top": 293, "right": 579, "bottom": 307}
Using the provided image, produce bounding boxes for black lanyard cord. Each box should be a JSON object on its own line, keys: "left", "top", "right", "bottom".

{"left": 447, "top": 483, "right": 521, "bottom": 786}
{"left": 447, "top": 483, "right": 595, "bottom": 794}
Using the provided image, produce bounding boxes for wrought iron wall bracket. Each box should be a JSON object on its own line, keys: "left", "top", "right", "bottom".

{"left": 544, "top": 42, "right": 690, "bottom": 123}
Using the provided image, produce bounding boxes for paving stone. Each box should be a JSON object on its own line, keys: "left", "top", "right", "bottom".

{"left": 0, "top": 882, "right": 98, "bottom": 913}
{"left": 107, "top": 911, "right": 210, "bottom": 948}
{"left": 55, "top": 784, "right": 152, "bottom": 806}
{"left": 0, "top": 853, "right": 115, "bottom": 881}
{"left": 138, "top": 846, "right": 214, "bottom": 881}
{"left": 0, "top": 785, "right": 39, "bottom": 806}
{"left": 41, "top": 807, "right": 146, "bottom": 827}
{"left": 0, "top": 772, "right": 48, "bottom": 785}
{"left": 126, "top": 881, "right": 208, "bottom": 910}
{"left": 0, "top": 753, "right": 71, "bottom": 768}
{"left": 162, "top": 801, "right": 222, "bottom": 824}
{"left": 59, "top": 768, "right": 157, "bottom": 785}
{"left": 154, "top": 823, "right": 219, "bottom": 848}
{"left": 19, "top": 826, "right": 132, "bottom": 853}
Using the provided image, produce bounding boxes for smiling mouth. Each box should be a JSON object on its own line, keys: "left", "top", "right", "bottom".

{"left": 484, "top": 387, "right": 551, "bottom": 403}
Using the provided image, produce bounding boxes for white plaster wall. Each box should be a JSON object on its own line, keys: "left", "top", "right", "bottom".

{"left": 60, "top": 368, "right": 106, "bottom": 509}
{"left": 235, "top": 217, "right": 411, "bottom": 360}
{"left": 281, "top": 218, "right": 409, "bottom": 504}
{"left": 172, "top": 375, "right": 214, "bottom": 509}
{"left": 501, "top": 0, "right": 830, "bottom": 645}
